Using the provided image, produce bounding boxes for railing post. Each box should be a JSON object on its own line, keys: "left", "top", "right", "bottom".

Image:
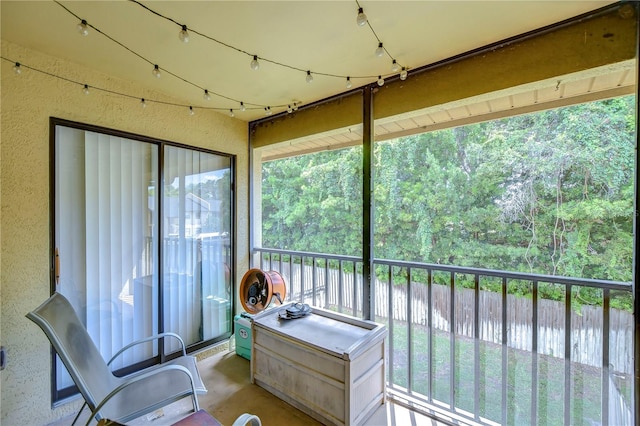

{"left": 564, "top": 284, "right": 572, "bottom": 426}
{"left": 312, "top": 256, "right": 317, "bottom": 307}
{"left": 602, "top": 288, "right": 610, "bottom": 425}
{"left": 473, "top": 273, "right": 480, "bottom": 421}
{"left": 428, "top": 268, "right": 434, "bottom": 402}
{"left": 531, "top": 280, "right": 538, "bottom": 426}
{"left": 324, "top": 258, "right": 330, "bottom": 309}
{"left": 300, "top": 255, "right": 306, "bottom": 303}
{"left": 634, "top": 8, "right": 640, "bottom": 424}
{"left": 362, "top": 85, "right": 374, "bottom": 320}
{"left": 407, "top": 267, "right": 413, "bottom": 393}
{"left": 450, "top": 271, "right": 456, "bottom": 408}
{"left": 501, "top": 276, "right": 508, "bottom": 426}
{"left": 339, "top": 260, "right": 344, "bottom": 313}
{"left": 388, "top": 265, "right": 394, "bottom": 385}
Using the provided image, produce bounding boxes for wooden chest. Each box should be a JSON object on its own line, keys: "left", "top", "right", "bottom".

{"left": 251, "top": 304, "right": 387, "bottom": 425}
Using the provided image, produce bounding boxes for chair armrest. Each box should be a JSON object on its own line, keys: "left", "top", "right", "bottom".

{"left": 86, "top": 363, "right": 199, "bottom": 426}
{"left": 107, "top": 332, "right": 187, "bottom": 366}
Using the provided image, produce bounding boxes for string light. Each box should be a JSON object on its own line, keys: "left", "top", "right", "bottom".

{"left": 203, "top": 89, "right": 211, "bottom": 101}
{"left": 77, "top": 19, "right": 89, "bottom": 36}
{"left": 240, "top": 102, "right": 246, "bottom": 111}
{"left": 56, "top": 0, "right": 403, "bottom": 113}
{"left": 13, "top": 62, "right": 21, "bottom": 75}
{"left": 377, "top": 76, "right": 384, "bottom": 86}
{"left": 32, "top": 2, "right": 411, "bottom": 118}
{"left": 57, "top": 1, "right": 273, "bottom": 110}
{"left": 189, "top": 106, "right": 195, "bottom": 116}
{"left": 391, "top": 59, "right": 399, "bottom": 73}
{"left": 293, "top": 102, "right": 299, "bottom": 111}
{"left": 265, "top": 106, "right": 273, "bottom": 116}
{"left": 178, "top": 25, "right": 189, "bottom": 43}
{"left": 250, "top": 55, "right": 260, "bottom": 71}
{"left": 125, "top": 0, "right": 392, "bottom": 91}
{"left": 356, "top": 7, "right": 368, "bottom": 27}
{"left": 229, "top": 109, "right": 235, "bottom": 117}
{"left": 400, "top": 67, "right": 408, "bottom": 80}
{"left": 2, "top": 55, "right": 283, "bottom": 116}
{"left": 287, "top": 105, "right": 293, "bottom": 113}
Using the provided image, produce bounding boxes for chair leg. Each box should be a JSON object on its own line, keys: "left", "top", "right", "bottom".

{"left": 191, "top": 392, "right": 200, "bottom": 412}
{"left": 71, "top": 402, "right": 88, "bottom": 426}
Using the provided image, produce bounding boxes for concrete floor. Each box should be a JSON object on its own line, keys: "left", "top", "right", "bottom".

{"left": 50, "top": 346, "right": 454, "bottom": 426}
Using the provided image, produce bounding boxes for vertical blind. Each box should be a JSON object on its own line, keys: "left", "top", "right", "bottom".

{"left": 55, "top": 127, "right": 158, "bottom": 391}
{"left": 163, "top": 145, "right": 232, "bottom": 351}
{"left": 54, "top": 122, "right": 233, "bottom": 398}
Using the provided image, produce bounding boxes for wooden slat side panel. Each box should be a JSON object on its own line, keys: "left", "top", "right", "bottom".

{"left": 351, "top": 363, "right": 386, "bottom": 425}
{"left": 254, "top": 327, "right": 346, "bottom": 382}
{"left": 253, "top": 345, "right": 346, "bottom": 425}
{"left": 350, "top": 342, "right": 385, "bottom": 383}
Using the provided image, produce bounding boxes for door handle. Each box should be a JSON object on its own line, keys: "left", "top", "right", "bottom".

{"left": 55, "top": 248, "right": 60, "bottom": 285}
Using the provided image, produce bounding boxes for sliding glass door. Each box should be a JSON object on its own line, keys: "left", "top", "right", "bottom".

{"left": 52, "top": 118, "right": 233, "bottom": 401}
{"left": 162, "top": 145, "right": 233, "bottom": 351}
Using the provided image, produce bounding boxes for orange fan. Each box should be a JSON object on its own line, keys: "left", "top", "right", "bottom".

{"left": 239, "top": 268, "right": 287, "bottom": 314}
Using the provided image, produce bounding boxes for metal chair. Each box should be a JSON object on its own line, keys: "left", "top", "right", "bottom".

{"left": 26, "top": 292, "right": 207, "bottom": 425}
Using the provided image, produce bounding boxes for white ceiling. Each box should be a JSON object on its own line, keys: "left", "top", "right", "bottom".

{"left": 1, "top": 1, "right": 618, "bottom": 122}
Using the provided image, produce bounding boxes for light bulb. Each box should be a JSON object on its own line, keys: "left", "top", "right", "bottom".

{"left": 77, "top": 19, "right": 89, "bottom": 36}
{"left": 250, "top": 55, "right": 260, "bottom": 71}
{"left": 178, "top": 25, "right": 189, "bottom": 43}
{"left": 391, "top": 59, "right": 400, "bottom": 73}
{"left": 203, "top": 90, "right": 211, "bottom": 101}
{"left": 82, "top": 84, "right": 90, "bottom": 95}
{"left": 229, "top": 109, "right": 235, "bottom": 117}
{"left": 356, "top": 7, "right": 367, "bottom": 26}
{"left": 265, "top": 107, "right": 272, "bottom": 116}
{"left": 13, "top": 62, "right": 21, "bottom": 75}
{"left": 293, "top": 102, "right": 299, "bottom": 111}
{"left": 400, "top": 67, "right": 408, "bottom": 80}
{"left": 375, "top": 43, "right": 384, "bottom": 57}
{"left": 346, "top": 77, "right": 352, "bottom": 89}
{"left": 152, "top": 65, "right": 161, "bottom": 78}
{"left": 306, "top": 71, "right": 313, "bottom": 84}
{"left": 377, "top": 76, "right": 384, "bottom": 86}
{"left": 140, "top": 98, "right": 147, "bottom": 108}
{"left": 240, "top": 102, "right": 246, "bottom": 112}
{"left": 287, "top": 105, "right": 293, "bottom": 113}
{"left": 189, "top": 106, "right": 195, "bottom": 116}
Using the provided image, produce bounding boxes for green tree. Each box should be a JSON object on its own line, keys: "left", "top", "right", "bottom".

{"left": 261, "top": 96, "right": 636, "bottom": 289}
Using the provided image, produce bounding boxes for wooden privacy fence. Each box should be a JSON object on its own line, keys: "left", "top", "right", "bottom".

{"left": 377, "top": 281, "right": 633, "bottom": 375}
{"left": 276, "top": 260, "right": 633, "bottom": 375}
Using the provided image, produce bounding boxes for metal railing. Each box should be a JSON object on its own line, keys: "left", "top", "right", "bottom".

{"left": 255, "top": 248, "right": 634, "bottom": 425}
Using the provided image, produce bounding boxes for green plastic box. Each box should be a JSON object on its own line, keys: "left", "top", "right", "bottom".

{"left": 234, "top": 314, "right": 252, "bottom": 360}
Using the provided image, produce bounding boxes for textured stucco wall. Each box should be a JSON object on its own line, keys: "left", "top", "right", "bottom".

{"left": 0, "top": 40, "right": 249, "bottom": 425}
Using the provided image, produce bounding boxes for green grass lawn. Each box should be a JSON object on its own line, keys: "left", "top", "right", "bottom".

{"left": 381, "top": 318, "right": 628, "bottom": 426}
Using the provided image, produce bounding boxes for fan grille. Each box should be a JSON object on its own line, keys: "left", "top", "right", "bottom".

{"left": 239, "top": 268, "right": 287, "bottom": 314}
